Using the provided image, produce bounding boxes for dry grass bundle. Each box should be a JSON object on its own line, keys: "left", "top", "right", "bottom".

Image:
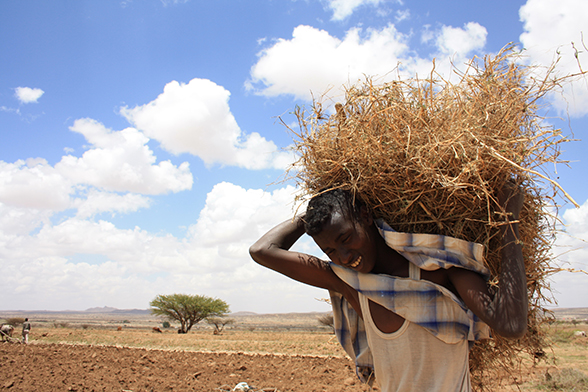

{"left": 287, "top": 45, "right": 579, "bottom": 389}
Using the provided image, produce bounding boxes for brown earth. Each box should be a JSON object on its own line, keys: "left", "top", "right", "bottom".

{"left": 0, "top": 342, "right": 369, "bottom": 392}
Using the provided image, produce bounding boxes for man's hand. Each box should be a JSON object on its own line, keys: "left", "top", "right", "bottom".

{"left": 498, "top": 180, "right": 524, "bottom": 221}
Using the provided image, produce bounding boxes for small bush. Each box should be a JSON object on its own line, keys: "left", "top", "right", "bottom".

{"left": 550, "top": 329, "right": 575, "bottom": 345}
{"left": 6, "top": 317, "right": 25, "bottom": 327}
{"left": 538, "top": 368, "right": 588, "bottom": 391}
{"left": 207, "top": 317, "right": 234, "bottom": 335}
{"left": 162, "top": 321, "right": 170, "bottom": 328}
{"left": 317, "top": 314, "right": 334, "bottom": 332}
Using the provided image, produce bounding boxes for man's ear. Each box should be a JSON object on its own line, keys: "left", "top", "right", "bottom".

{"left": 359, "top": 205, "right": 373, "bottom": 226}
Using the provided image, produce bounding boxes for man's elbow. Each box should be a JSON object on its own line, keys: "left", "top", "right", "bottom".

{"left": 495, "top": 319, "right": 527, "bottom": 339}
{"left": 249, "top": 243, "right": 269, "bottom": 266}
{"left": 249, "top": 244, "right": 262, "bottom": 262}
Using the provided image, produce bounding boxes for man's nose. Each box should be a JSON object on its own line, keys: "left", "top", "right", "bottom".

{"left": 337, "top": 246, "right": 352, "bottom": 265}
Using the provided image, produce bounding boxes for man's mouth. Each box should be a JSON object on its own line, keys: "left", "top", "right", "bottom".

{"left": 348, "top": 256, "right": 362, "bottom": 269}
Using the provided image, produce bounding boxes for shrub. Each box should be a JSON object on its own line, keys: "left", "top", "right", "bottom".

{"left": 207, "top": 317, "right": 234, "bottom": 335}
{"left": 317, "top": 314, "right": 334, "bottom": 332}
{"left": 539, "top": 368, "right": 588, "bottom": 391}
{"left": 6, "top": 317, "right": 25, "bottom": 327}
{"left": 550, "top": 329, "right": 575, "bottom": 345}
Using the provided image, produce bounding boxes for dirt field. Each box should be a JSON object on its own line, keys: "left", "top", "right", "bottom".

{"left": 0, "top": 342, "right": 367, "bottom": 392}
{"left": 1, "top": 310, "right": 587, "bottom": 391}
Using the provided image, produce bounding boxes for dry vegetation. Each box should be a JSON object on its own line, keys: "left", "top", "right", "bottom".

{"left": 286, "top": 45, "right": 585, "bottom": 389}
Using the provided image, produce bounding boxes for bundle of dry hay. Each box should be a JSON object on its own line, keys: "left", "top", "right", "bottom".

{"left": 288, "top": 45, "right": 579, "bottom": 390}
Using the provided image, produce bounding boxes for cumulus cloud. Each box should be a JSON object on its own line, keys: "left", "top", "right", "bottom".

{"left": 325, "top": 0, "right": 386, "bottom": 21}
{"left": 434, "top": 22, "right": 487, "bottom": 58}
{"left": 73, "top": 190, "right": 152, "bottom": 219}
{"left": 248, "top": 24, "right": 411, "bottom": 100}
{"left": 0, "top": 159, "right": 72, "bottom": 210}
{"left": 519, "top": 0, "right": 588, "bottom": 116}
{"left": 0, "top": 182, "right": 328, "bottom": 313}
{"left": 248, "top": 23, "right": 487, "bottom": 101}
{"left": 14, "top": 87, "right": 44, "bottom": 104}
{"left": 121, "top": 78, "right": 293, "bottom": 170}
{"left": 0, "top": 203, "right": 54, "bottom": 236}
{"left": 57, "top": 118, "right": 193, "bottom": 194}
{"left": 0, "top": 118, "right": 191, "bottom": 222}
{"left": 551, "top": 199, "right": 588, "bottom": 307}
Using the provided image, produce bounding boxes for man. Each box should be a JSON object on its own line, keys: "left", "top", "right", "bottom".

{"left": 249, "top": 186, "right": 527, "bottom": 391}
{"left": 1, "top": 324, "right": 14, "bottom": 342}
{"left": 22, "top": 318, "right": 31, "bottom": 344}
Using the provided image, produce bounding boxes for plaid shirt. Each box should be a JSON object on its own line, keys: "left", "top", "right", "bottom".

{"left": 330, "top": 219, "right": 491, "bottom": 383}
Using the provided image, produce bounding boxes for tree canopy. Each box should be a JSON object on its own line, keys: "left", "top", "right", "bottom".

{"left": 149, "top": 294, "right": 230, "bottom": 333}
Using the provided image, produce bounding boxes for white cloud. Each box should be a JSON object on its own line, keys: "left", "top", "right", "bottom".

{"left": 248, "top": 23, "right": 487, "bottom": 101}
{"left": 121, "top": 78, "right": 292, "bottom": 170}
{"left": 14, "top": 87, "right": 44, "bottom": 104}
{"left": 435, "top": 22, "right": 487, "bottom": 58}
{"left": 519, "top": 0, "right": 588, "bottom": 116}
{"left": 248, "top": 24, "right": 411, "bottom": 100}
{"left": 0, "top": 182, "right": 329, "bottom": 313}
{"left": 0, "top": 203, "right": 53, "bottom": 236}
{"left": 73, "top": 190, "right": 152, "bottom": 219}
{"left": 56, "top": 118, "right": 193, "bottom": 194}
{"left": 326, "top": 0, "right": 390, "bottom": 20}
{"left": 160, "top": 0, "right": 189, "bottom": 5}
{"left": 325, "top": 0, "right": 386, "bottom": 21}
{"left": 551, "top": 199, "right": 588, "bottom": 307}
{"left": 0, "top": 159, "right": 72, "bottom": 210}
{"left": 0, "top": 118, "right": 191, "bottom": 232}
{"left": 394, "top": 9, "right": 410, "bottom": 23}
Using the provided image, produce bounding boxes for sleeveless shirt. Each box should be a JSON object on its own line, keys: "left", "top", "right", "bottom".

{"left": 357, "top": 263, "right": 471, "bottom": 392}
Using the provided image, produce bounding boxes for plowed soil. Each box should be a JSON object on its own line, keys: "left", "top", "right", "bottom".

{"left": 0, "top": 342, "right": 369, "bottom": 392}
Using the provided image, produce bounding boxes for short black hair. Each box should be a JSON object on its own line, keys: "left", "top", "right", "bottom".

{"left": 304, "top": 188, "right": 366, "bottom": 236}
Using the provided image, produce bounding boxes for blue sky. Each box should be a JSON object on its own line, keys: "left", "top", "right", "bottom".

{"left": 1, "top": 0, "right": 587, "bottom": 313}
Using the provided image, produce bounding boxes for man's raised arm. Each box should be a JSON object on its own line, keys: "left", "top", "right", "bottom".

{"left": 449, "top": 183, "right": 528, "bottom": 339}
{"left": 249, "top": 214, "right": 341, "bottom": 291}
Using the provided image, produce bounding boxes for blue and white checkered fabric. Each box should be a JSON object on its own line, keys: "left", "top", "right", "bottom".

{"left": 330, "top": 219, "right": 491, "bottom": 383}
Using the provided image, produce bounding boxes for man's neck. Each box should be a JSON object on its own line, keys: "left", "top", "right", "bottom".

{"left": 371, "top": 227, "right": 409, "bottom": 277}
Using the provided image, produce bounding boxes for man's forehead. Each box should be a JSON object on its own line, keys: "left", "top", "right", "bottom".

{"left": 314, "top": 211, "right": 355, "bottom": 238}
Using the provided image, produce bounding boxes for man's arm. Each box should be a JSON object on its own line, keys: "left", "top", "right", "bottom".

{"left": 449, "top": 183, "right": 527, "bottom": 339}
{"left": 249, "top": 215, "right": 352, "bottom": 295}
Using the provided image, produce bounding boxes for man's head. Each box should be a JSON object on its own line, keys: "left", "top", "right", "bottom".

{"left": 305, "top": 189, "right": 379, "bottom": 273}
{"left": 304, "top": 188, "right": 366, "bottom": 236}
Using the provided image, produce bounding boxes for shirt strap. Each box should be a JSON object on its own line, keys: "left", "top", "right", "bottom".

{"left": 409, "top": 262, "right": 421, "bottom": 280}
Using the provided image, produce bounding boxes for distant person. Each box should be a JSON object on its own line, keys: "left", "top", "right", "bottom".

{"left": 1, "top": 324, "right": 14, "bottom": 341}
{"left": 22, "top": 318, "right": 31, "bottom": 344}
{"left": 249, "top": 186, "right": 527, "bottom": 391}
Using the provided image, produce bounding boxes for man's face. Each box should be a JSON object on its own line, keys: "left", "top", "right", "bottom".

{"left": 311, "top": 209, "right": 377, "bottom": 273}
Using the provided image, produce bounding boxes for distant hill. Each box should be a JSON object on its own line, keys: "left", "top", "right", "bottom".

{"left": 85, "top": 306, "right": 150, "bottom": 315}
{"left": 85, "top": 306, "right": 118, "bottom": 313}
{"left": 550, "top": 307, "right": 588, "bottom": 320}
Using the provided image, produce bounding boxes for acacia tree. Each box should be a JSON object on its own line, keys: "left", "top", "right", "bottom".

{"left": 149, "top": 294, "right": 230, "bottom": 333}
{"left": 207, "top": 317, "right": 234, "bottom": 335}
